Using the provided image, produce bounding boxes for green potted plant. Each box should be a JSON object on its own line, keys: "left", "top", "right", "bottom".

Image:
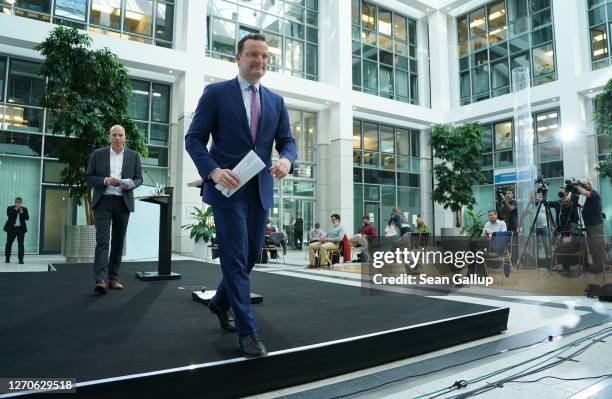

{"left": 430, "top": 123, "right": 486, "bottom": 235}
{"left": 461, "top": 209, "right": 486, "bottom": 237}
{"left": 35, "top": 27, "right": 146, "bottom": 262}
{"left": 182, "top": 206, "right": 216, "bottom": 259}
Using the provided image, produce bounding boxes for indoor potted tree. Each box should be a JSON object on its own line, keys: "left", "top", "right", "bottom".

{"left": 430, "top": 123, "right": 486, "bottom": 235}
{"left": 182, "top": 206, "right": 216, "bottom": 259}
{"left": 35, "top": 27, "right": 146, "bottom": 262}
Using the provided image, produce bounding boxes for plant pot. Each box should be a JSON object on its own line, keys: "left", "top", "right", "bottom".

{"left": 193, "top": 240, "right": 210, "bottom": 260}
{"left": 441, "top": 227, "right": 463, "bottom": 237}
{"left": 62, "top": 225, "right": 125, "bottom": 263}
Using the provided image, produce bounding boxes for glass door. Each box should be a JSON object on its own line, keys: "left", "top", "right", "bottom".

{"left": 40, "top": 187, "right": 70, "bottom": 253}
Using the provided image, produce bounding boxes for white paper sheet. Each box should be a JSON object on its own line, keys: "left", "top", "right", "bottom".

{"left": 215, "top": 150, "right": 266, "bottom": 197}
{"left": 120, "top": 178, "right": 136, "bottom": 189}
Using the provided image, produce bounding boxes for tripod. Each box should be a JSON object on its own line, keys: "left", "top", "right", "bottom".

{"left": 517, "top": 197, "right": 555, "bottom": 268}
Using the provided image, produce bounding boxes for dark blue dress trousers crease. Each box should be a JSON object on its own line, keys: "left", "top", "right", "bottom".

{"left": 211, "top": 178, "right": 267, "bottom": 336}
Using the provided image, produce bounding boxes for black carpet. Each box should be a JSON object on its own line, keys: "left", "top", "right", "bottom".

{"left": 0, "top": 261, "right": 508, "bottom": 398}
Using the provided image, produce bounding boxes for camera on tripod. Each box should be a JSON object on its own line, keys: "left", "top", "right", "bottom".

{"left": 535, "top": 175, "right": 549, "bottom": 196}
{"left": 564, "top": 178, "right": 583, "bottom": 195}
{"left": 495, "top": 186, "right": 506, "bottom": 201}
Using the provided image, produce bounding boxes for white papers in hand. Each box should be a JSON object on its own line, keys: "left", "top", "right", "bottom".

{"left": 215, "top": 150, "right": 266, "bottom": 197}
{"left": 120, "top": 178, "right": 136, "bottom": 189}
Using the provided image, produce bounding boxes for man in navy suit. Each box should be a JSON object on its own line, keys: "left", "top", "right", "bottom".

{"left": 185, "top": 34, "right": 296, "bottom": 357}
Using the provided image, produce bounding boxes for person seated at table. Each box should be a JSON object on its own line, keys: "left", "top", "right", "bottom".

{"left": 349, "top": 215, "right": 377, "bottom": 259}
{"left": 308, "top": 223, "right": 326, "bottom": 244}
{"left": 414, "top": 218, "right": 430, "bottom": 233}
{"left": 308, "top": 214, "right": 345, "bottom": 268}
{"left": 263, "top": 219, "right": 286, "bottom": 260}
{"left": 482, "top": 210, "right": 507, "bottom": 237}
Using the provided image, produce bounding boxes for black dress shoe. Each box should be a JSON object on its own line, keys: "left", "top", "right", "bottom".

{"left": 208, "top": 298, "right": 236, "bottom": 332}
{"left": 5, "top": 258, "right": 9, "bottom": 264}
{"left": 238, "top": 334, "right": 267, "bottom": 358}
{"left": 18, "top": 260, "right": 24, "bottom": 265}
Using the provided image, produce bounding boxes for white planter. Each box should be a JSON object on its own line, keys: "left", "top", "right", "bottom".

{"left": 441, "top": 227, "right": 463, "bottom": 237}
{"left": 62, "top": 225, "right": 125, "bottom": 263}
{"left": 193, "top": 240, "right": 210, "bottom": 260}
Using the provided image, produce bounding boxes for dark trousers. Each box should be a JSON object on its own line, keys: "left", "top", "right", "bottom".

{"left": 212, "top": 179, "right": 267, "bottom": 336}
{"left": 5, "top": 227, "right": 25, "bottom": 261}
{"left": 93, "top": 196, "right": 130, "bottom": 282}
{"left": 586, "top": 223, "right": 607, "bottom": 272}
{"left": 294, "top": 230, "right": 303, "bottom": 249}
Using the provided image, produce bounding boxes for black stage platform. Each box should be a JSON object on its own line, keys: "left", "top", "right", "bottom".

{"left": 0, "top": 261, "right": 509, "bottom": 399}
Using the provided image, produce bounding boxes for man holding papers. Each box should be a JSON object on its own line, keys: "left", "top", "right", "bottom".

{"left": 86, "top": 125, "right": 143, "bottom": 294}
{"left": 185, "top": 34, "right": 296, "bottom": 358}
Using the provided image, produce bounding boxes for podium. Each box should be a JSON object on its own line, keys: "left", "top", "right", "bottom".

{"left": 135, "top": 187, "right": 181, "bottom": 281}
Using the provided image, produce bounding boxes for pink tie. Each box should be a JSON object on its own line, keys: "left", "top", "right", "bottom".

{"left": 250, "top": 85, "right": 260, "bottom": 143}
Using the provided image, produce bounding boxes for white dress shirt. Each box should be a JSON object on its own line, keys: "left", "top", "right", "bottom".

{"left": 482, "top": 219, "right": 507, "bottom": 236}
{"left": 104, "top": 147, "right": 124, "bottom": 196}
{"left": 14, "top": 209, "right": 21, "bottom": 226}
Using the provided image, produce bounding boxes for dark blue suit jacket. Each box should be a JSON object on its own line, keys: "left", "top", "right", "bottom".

{"left": 185, "top": 77, "right": 297, "bottom": 210}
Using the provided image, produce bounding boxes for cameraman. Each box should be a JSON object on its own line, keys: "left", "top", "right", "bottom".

{"left": 546, "top": 187, "right": 578, "bottom": 233}
{"left": 576, "top": 180, "right": 607, "bottom": 273}
{"left": 498, "top": 188, "right": 518, "bottom": 262}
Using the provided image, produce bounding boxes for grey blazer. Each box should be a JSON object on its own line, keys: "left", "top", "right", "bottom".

{"left": 85, "top": 148, "right": 143, "bottom": 212}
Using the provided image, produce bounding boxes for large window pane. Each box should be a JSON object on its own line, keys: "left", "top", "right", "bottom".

{"left": 458, "top": 15, "right": 469, "bottom": 43}
{"left": 491, "top": 60, "right": 509, "bottom": 89}
{"left": 353, "top": 120, "right": 362, "bottom": 149}
{"left": 264, "top": 32, "right": 282, "bottom": 67}
{"left": 393, "top": 14, "right": 407, "bottom": 42}
{"left": 494, "top": 121, "right": 513, "bottom": 150}
{"left": 472, "top": 65, "right": 490, "bottom": 94}
{"left": 379, "top": 65, "right": 393, "bottom": 95}
{"left": 13, "top": 0, "right": 51, "bottom": 13}
{"left": 8, "top": 60, "right": 44, "bottom": 107}
{"left": 488, "top": 1, "right": 506, "bottom": 30}
{"left": 482, "top": 125, "right": 493, "bottom": 152}
{"left": 155, "top": 2, "right": 174, "bottom": 42}
{"left": 507, "top": 0, "right": 528, "bottom": 21}
{"left": 460, "top": 71, "right": 471, "bottom": 99}
{"left": 90, "top": 0, "right": 121, "bottom": 29}
{"left": 285, "top": 39, "right": 304, "bottom": 71}
{"left": 352, "top": 57, "right": 361, "bottom": 87}
{"left": 363, "top": 122, "right": 378, "bottom": 152}
{"left": 211, "top": 18, "right": 236, "bottom": 55}
{"left": 149, "top": 123, "right": 168, "bottom": 146}
{"left": 511, "top": 51, "right": 530, "bottom": 70}
{"left": 380, "top": 125, "right": 394, "bottom": 153}
{"left": 470, "top": 8, "right": 486, "bottom": 37}
{"left": 211, "top": 0, "right": 237, "bottom": 20}
{"left": 54, "top": 0, "right": 86, "bottom": 21}
{"left": 303, "top": 112, "right": 315, "bottom": 163}
{"left": 537, "top": 142, "right": 561, "bottom": 162}
{"left": 0, "top": 57, "right": 6, "bottom": 101}
{"left": 362, "top": 60, "right": 377, "bottom": 91}
{"left": 536, "top": 110, "right": 558, "bottom": 143}
{"left": 532, "top": 43, "right": 555, "bottom": 77}
{"left": 0, "top": 130, "right": 42, "bottom": 156}
{"left": 151, "top": 83, "right": 170, "bottom": 123}
{"left": 590, "top": 25, "right": 608, "bottom": 61}
{"left": 362, "top": 1, "right": 376, "bottom": 30}
{"left": 129, "top": 80, "right": 149, "bottom": 121}
{"left": 396, "top": 128, "right": 410, "bottom": 156}
{"left": 531, "top": 26, "right": 553, "bottom": 46}
{"left": 4, "top": 105, "right": 43, "bottom": 133}
{"left": 395, "top": 70, "right": 408, "bottom": 98}
{"left": 378, "top": 8, "right": 391, "bottom": 36}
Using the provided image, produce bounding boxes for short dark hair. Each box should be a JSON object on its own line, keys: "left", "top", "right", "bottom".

{"left": 488, "top": 209, "right": 497, "bottom": 215}
{"left": 237, "top": 34, "right": 267, "bottom": 55}
{"left": 505, "top": 188, "right": 513, "bottom": 193}
{"left": 15, "top": 197, "right": 23, "bottom": 203}
{"left": 331, "top": 213, "right": 341, "bottom": 221}
{"left": 362, "top": 215, "right": 369, "bottom": 220}
{"left": 315, "top": 223, "right": 320, "bottom": 228}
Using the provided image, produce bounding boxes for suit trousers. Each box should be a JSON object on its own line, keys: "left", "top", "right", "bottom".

{"left": 211, "top": 179, "right": 267, "bottom": 336}
{"left": 93, "top": 195, "right": 130, "bottom": 282}
{"left": 5, "top": 227, "right": 25, "bottom": 261}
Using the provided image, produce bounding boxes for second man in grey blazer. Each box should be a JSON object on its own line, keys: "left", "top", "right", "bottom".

{"left": 86, "top": 125, "right": 143, "bottom": 294}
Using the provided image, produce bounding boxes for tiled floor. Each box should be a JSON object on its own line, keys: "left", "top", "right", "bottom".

{"left": 3, "top": 250, "right": 611, "bottom": 399}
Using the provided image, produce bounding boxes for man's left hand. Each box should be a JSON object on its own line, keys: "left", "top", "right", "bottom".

{"left": 121, "top": 184, "right": 131, "bottom": 192}
{"left": 269, "top": 158, "right": 291, "bottom": 179}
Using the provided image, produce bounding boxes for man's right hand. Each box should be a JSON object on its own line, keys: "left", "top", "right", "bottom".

{"left": 106, "top": 177, "right": 121, "bottom": 187}
{"left": 212, "top": 168, "right": 240, "bottom": 189}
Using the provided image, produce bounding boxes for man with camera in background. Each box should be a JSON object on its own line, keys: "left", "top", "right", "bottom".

{"left": 546, "top": 187, "right": 579, "bottom": 233}
{"left": 497, "top": 188, "right": 518, "bottom": 262}
{"left": 573, "top": 179, "right": 607, "bottom": 273}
